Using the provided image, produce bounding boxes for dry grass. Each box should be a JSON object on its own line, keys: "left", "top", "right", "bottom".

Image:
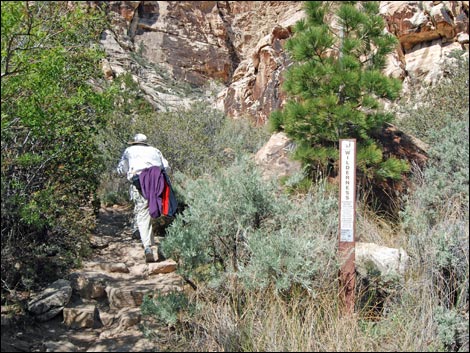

{"left": 168, "top": 205, "right": 468, "bottom": 352}
{"left": 175, "top": 271, "right": 450, "bottom": 352}
{"left": 356, "top": 203, "right": 398, "bottom": 247}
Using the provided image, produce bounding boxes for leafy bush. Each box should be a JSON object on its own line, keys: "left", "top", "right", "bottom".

{"left": 161, "top": 158, "right": 279, "bottom": 279}
{"left": 141, "top": 291, "right": 192, "bottom": 326}
{"left": 161, "top": 158, "right": 338, "bottom": 295}
{"left": 391, "top": 51, "right": 470, "bottom": 353}
{"left": 434, "top": 306, "right": 468, "bottom": 351}
{"left": 402, "top": 119, "right": 469, "bottom": 233}
{"left": 1, "top": 2, "right": 112, "bottom": 292}
{"left": 401, "top": 118, "right": 469, "bottom": 351}
{"left": 133, "top": 101, "right": 270, "bottom": 178}
{"left": 240, "top": 180, "right": 338, "bottom": 293}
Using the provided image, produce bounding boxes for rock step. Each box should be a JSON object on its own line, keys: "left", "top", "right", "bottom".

{"left": 42, "top": 315, "right": 155, "bottom": 352}
{"left": 106, "top": 273, "right": 184, "bottom": 309}
{"left": 63, "top": 304, "right": 100, "bottom": 329}
{"left": 14, "top": 206, "right": 181, "bottom": 352}
{"left": 87, "top": 262, "right": 130, "bottom": 273}
{"left": 84, "top": 243, "right": 167, "bottom": 269}
{"left": 68, "top": 259, "right": 178, "bottom": 299}
{"left": 63, "top": 303, "right": 143, "bottom": 330}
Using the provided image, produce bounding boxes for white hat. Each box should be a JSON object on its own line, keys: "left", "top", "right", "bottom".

{"left": 128, "top": 133, "right": 149, "bottom": 145}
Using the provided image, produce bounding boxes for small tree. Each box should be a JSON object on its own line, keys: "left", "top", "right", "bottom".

{"left": 270, "top": 1, "right": 408, "bottom": 184}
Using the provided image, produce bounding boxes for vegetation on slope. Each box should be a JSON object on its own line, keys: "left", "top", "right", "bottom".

{"left": 1, "top": 1, "right": 113, "bottom": 291}
{"left": 1, "top": 1, "right": 468, "bottom": 352}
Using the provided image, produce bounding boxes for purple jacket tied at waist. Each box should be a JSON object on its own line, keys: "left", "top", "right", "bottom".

{"left": 139, "top": 166, "right": 165, "bottom": 218}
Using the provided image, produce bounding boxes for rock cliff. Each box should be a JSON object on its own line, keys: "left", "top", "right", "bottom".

{"left": 97, "top": 1, "right": 469, "bottom": 122}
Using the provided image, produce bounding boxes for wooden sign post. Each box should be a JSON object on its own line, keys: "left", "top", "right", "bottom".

{"left": 339, "top": 139, "right": 356, "bottom": 315}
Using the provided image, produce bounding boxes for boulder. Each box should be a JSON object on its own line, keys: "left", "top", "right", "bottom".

{"left": 355, "top": 242, "right": 409, "bottom": 279}
{"left": 27, "top": 279, "right": 72, "bottom": 322}
{"left": 254, "top": 132, "right": 301, "bottom": 180}
{"left": 68, "top": 272, "right": 111, "bottom": 300}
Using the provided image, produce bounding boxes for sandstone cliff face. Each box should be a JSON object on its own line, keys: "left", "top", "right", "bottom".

{"left": 380, "top": 1, "right": 469, "bottom": 95}
{"left": 99, "top": 1, "right": 469, "bottom": 122}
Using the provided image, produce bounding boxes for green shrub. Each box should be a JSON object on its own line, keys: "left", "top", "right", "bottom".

{"left": 133, "top": 102, "right": 270, "bottom": 178}
{"left": 269, "top": 1, "right": 406, "bottom": 184}
{"left": 141, "top": 291, "right": 192, "bottom": 326}
{"left": 402, "top": 120, "right": 469, "bottom": 231}
{"left": 240, "top": 179, "right": 338, "bottom": 294}
{"left": 161, "top": 157, "right": 279, "bottom": 279}
{"left": 401, "top": 118, "right": 469, "bottom": 349}
{"left": 1, "top": 1, "right": 112, "bottom": 292}
{"left": 434, "top": 306, "right": 468, "bottom": 351}
{"left": 161, "top": 158, "right": 338, "bottom": 295}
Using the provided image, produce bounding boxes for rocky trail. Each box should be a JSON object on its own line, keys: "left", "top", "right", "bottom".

{"left": 1, "top": 205, "right": 185, "bottom": 352}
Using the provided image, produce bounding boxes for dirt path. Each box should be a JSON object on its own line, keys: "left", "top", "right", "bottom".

{"left": 1, "top": 205, "right": 184, "bottom": 352}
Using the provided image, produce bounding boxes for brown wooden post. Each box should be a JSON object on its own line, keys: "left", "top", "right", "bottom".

{"left": 338, "top": 139, "right": 356, "bottom": 315}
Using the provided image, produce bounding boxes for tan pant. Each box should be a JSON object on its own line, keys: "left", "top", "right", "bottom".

{"left": 130, "top": 185, "right": 154, "bottom": 248}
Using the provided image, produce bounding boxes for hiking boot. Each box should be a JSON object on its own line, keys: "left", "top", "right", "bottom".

{"left": 144, "top": 246, "right": 154, "bottom": 263}
{"left": 132, "top": 229, "right": 140, "bottom": 240}
{"left": 157, "top": 246, "right": 166, "bottom": 262}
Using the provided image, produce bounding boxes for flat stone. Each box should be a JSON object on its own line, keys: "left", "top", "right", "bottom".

{"left": 129, "top": 264, "right": 148, "bottom": 277}
{"left": 63, "top": 304, "right": 100, "bottom": 329}
{"left": 86, "top": 334, "right": 155, "bottom": 352}
{"left": 44, "top": 340, "right": 78, "bottom": 352}
{"left": 98, "top": 262, "right": 130, "bottom": 273}
{"left": 105, "top": 284, "right": 154, "bottom": 309}
{"left": 148, "top": 260, "right": 177, "bottom": 275}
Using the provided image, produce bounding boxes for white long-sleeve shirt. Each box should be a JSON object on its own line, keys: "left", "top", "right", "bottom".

{"left": 117, "top": 144, "right": 170, "bottom": 181}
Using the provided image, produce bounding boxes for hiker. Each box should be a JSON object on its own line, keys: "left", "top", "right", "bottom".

{"left": 116, "top": 133, "right": 170, "bottom": 262}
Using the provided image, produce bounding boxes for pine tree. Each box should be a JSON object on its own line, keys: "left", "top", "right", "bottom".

{"left": 270, "top": 1, "right": 409, "bottom": 183}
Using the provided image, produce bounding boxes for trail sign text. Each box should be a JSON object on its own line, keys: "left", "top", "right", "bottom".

{"left": 340, "top": 139, "right": 356, "bottom": 242}
{"left": 338, "top": 139, "right": 356, "bottom": 315}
